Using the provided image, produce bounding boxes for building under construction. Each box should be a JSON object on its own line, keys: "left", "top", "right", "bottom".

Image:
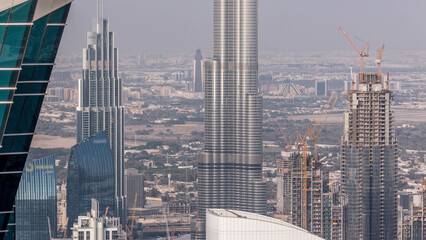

{"left": 339, "top": 27, "right": 398, "bottom": 240}
{"left": 285, "top": 150, "right": 343, "bottom": 240}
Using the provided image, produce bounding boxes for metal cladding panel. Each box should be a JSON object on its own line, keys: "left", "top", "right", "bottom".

{"left": 0, "top": 0, "right": 29, "bottom": 12}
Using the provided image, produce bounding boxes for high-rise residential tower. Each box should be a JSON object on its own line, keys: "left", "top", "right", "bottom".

{"left": 0, "top": 1, "right": 72, "bottom": 238}
{"left": 193, "top": 49, "right": 203, "bottom": 92}
{"left": 76, "top": 12, "right": 125, "bottom": 223}
{"left": 341, "top": 73, "right": 398, "bottom": 239}
{"left": 196, "top": 0, "right": 266, "bottom": 238}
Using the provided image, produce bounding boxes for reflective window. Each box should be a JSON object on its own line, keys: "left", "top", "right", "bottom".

{"left": 4, "top": 96, "right": 44, "bottom": 135}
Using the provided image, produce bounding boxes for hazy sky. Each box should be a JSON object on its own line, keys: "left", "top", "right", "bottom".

{"left": 60, "top": 0, "right": 426, "bottom": 55}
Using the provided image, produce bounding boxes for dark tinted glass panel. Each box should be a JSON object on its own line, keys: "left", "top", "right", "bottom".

{"left": 9, "top": 1, "right": 32, "bottom": 23}
{"left": 0, "top": 135, "right": 33, "bottom": 153}
{"left": 0, "top": 8, "right": 10, "bottom": 23}
{"left": 0, "top": 26, "right": 6, "bottom": 47}
{"left": 19, "top": 65, "right": 53, "bottom": 81}
{"left": 0, "top": 90, "right": 13, "bottom": 101}
{"left": 0, "top": 213, "right": 9, "bottom": 233}
{"left": 0, "top": 173, "right": 21, "bottom": 211}
{"left": 0, "top": 154, "right": 27, "bottom": 172}
{"left": 37, "top": 26, "right": 64, "bottom": 63}
{"left": 48, "top": 5, "right": 70, "bottom": 24}
{"left": 4, "top": 215, "right": 15, "bottom": 240}
{"left": 4, "top": 95, "right": 44, "bottom": 135}
{"left": 15, "top": 82, "right": 47, "bottom": 94}
{"left": 22, "top": 15, "right": 48, "bottom": 64}
{"left": 0, "top": 70, "right": 19, "bottom": 87}
{"left": 0, "top": 26, "right": 29, "bottom": 68}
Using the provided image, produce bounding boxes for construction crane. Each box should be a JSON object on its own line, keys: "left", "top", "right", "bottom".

{"left": 126, "top": 193, "right": 138, "bottom": 240}
{"left": 376, "top": 44, "right": 385, "bottom": 82}
{"left": 47, "top": 217, "right": 53, "bottom": 240}
{"left": 309, "top": 94, "right": 339, "bottom": 163}
{"left": 296, "top": 130, "right": 309, "bottom": 230}
{"left": 276, "top": 120, "right": 290, "bottom": 147}
{"left": 104, "top": 206, "right": 109, "bottom": 216}
{"left": 339, "top": 26, "right": 370, "bottom": 84}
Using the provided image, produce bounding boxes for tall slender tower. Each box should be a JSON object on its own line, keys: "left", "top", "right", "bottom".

{"left": 76, "top": 10, "right": 125, "bottom": 223}
{"left": 341, "top": 72, "right": 398, "bottom": 239}
{"left": 196, "top": 0, "right": 266, "bottom": 238}
{"left": 193, "top": 49, "right": 203, "bottom": 92}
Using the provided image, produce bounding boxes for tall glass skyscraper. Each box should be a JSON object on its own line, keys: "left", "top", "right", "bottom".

{"left": 76, "top": 13, "right": 125, "bottom": 223}
{"left": 13, "top": 156, "right": 57, "bottom": 240}
{"left": 0, "top": 1, "right": 72, "bottom": 239}
{"left": 196, "top": 0, "right": 266, "bottom": 238}
{"left": 66, "top": 131, "right": 116, "bottom": 236}
{"left": 341, "top": 73, "right": 398, "bottom": 240}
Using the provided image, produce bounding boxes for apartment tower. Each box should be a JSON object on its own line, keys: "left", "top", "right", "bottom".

{"left": 341, "top": 73, "right": 398, "bottom": 239}
{"left": 76, "top": 11, "right": 125, "bottom": 223}
{"left": 196, "top": 0, "right": 266, "bottom": 238}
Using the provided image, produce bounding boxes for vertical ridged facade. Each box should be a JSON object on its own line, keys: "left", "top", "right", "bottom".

{"left": 14, "top": 156, "right": 57, "bottom": 240}
{"left": 197, "top": 0, "right": 266, "bottom": 238}
{"left": 0, "top": 1, "right": 72, "bottom": 239}
{"left": 341, "top": 73, "right": 398, "bottom": 240}
{"left": 76, "top": 17, "right": 125, "bottom": 223}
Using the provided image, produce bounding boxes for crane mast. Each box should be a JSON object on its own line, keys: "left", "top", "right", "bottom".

{"left": 339, "top": 26, "right": 370, "bottom": 83}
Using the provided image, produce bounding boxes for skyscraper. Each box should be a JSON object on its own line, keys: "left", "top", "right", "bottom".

{"left": 125, "top": 168, "right": 145, "bottom": 210}
{"left": 66, "top": 131, "right": 116, "bottom": 236}
{"left": 341, "top": 73, "right": 398, "bottom": 239}
{"left": 76, "top": 11, "right": 125, "bottom": 223}
{"left": 197, "top": 0, "right": 266, "bottom": 238}
{"left": 0, "top": 1, "right": 72, "bottom": 238}
{"left": 193, "top": 49, "right": 203, "bottom": 92}
{"left": 14, "top": 156, "right": 57, "bottom": 240}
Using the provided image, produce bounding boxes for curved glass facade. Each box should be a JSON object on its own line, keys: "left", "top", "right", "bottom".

{"left": 66, "top": 131, "right": 116, "bottom": 236}
{"left": 14, "top": 156, "right": 57, "bottom": 240}
{"left": 0, "top": 1, "right": 72, "bottom": 238}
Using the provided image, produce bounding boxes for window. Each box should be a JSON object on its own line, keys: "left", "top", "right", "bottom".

{"left": 78, "top": 231, "right": 84, "bottom": 240}
{"left": 112, "top": 230, "right": 118, "bottom": 240}
{"left": 106, "top": 231, "right": 110, "bottom": 239}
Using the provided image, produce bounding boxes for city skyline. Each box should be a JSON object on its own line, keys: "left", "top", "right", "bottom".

{"left": 0, "top": 1, "right": 425, "bottom": 240}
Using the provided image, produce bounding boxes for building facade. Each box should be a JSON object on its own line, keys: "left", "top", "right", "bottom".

{"left": 0, "top": 1, "right": 72, "bottom": 238}
{"left": 197, "top": 0, "right": 266, "bottom": 238}
{"left": 315, "top": 79, "right": 328, "bottom": 97}
{"left": 206, "top": 209, "right": 325, "bottom": 240}
{"left": 13, "top": 156, "right": 57, "bottom": 240}
{"left": 341, "top": 73, "right": 398, "bottom": 239}
{"left": 193, "top": 49, "right": 203, "bottom": 92}
{"left": 67, "top": 132, "right": 116, "bottom": 236}
{"left": 76, "top": 15, "right": 125, "bottom": 223}
{"left": 125, "top": 168, "right": 145, "bottom": 211}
